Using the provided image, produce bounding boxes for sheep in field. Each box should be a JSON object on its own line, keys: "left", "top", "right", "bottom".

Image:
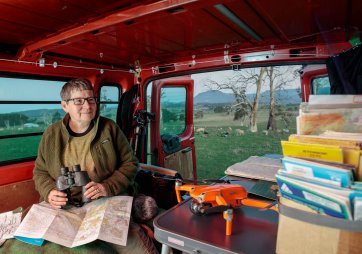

{"left": 235, "top": 129, "right": 244, "bottom": 136}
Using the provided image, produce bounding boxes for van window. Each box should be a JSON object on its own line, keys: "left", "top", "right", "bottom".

{"left": 191, "top": 65, "right": 302, "bottom": 179}
{"left": 160, "top": 87, "right": 186, "bottom": 135}
{"left": 99, "top": 85, "right": 120, "bottom": 122}
{"left": 0, "top": 77, "right": 64, "bottom": 163}
{"left": 312, "top": 76, "right": 330, "bottom": 95}
{"left": 146, "top": 85, "right": 187, "bottom": 164}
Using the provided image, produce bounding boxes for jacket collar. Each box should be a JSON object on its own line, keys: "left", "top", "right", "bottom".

{"left": 61, "top": 113, "right": 100, "bottom": 137}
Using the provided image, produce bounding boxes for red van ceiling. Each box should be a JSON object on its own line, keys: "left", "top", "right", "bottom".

{"left": 0, "top": 0, "right": 360, "bottom": 69}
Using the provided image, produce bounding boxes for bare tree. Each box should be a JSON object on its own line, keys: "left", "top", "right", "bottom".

{"left": 233, "top": 104, "right": 248, "bottom": 126}
{"left": 266, "top": 67, "right": 276, "bottom": 130}
{"left": 265, "top": 66, "right": 301, "bottom": 131}
{"left": 249, "top": 67, "right": 266, "bottom": 132}
{"left": 205, "top": 67, "right": 267, "bottom": 132}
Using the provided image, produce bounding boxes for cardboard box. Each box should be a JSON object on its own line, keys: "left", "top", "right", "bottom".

{"left": 277, "top": 198, "right": 362, "bottom": 254}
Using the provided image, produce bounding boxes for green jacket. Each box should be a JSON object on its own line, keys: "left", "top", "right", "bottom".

{"left": 33, "top": 114, "right": 138, "bottom": 201}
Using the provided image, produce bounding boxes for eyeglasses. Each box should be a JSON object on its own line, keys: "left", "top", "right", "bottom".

{"left": 65, "top": 97, "right": 98, "bottom": 105}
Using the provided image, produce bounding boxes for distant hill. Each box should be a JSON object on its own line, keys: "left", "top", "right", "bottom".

{"left": 194, "top": 89, "right": 301, "bottom": 105}
{"left": 194, "top": 90, "right": 234, "bottom": 104}
{"left": 16, "top": 109, "right": 64, "bottom": 118}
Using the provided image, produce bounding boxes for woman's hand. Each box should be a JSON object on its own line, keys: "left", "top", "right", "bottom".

{"left": 48, "top": 189, "right": 68, "bottom": 208}
{"left": 84, "top": 181, "right": 107, "bottom": 200}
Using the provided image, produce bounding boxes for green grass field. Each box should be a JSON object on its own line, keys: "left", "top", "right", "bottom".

{"left": 194, "top": 110, "right": 296, "bottom": 179}
{"left": 0, "top": 136, "right": 41, "bottom": 161}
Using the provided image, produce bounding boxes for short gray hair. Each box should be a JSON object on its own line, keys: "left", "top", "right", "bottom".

{"left": 60, "top": 78, "right": 94, "bottom": 101}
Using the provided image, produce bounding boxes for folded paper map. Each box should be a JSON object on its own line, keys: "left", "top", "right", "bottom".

{"left": 14, "top": 196, "right": 133, "bottom": 248}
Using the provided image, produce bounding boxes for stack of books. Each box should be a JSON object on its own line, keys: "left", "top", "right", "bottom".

{"left": 282, "top": 133, "right": 362, "bottom": 180}
{"left": 277, "top": 133, "right": 362, "bottom": 221}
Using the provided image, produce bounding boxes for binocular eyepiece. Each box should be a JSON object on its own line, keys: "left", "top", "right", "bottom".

{"left": 56, "top": 164, "right": 91, "bottom": 207}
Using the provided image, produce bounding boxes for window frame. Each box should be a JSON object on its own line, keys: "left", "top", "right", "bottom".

{"left": 98, "top": 83, "right": 121, "bottom": 122}
{"left": 159, "top": 86, "right": 187, "bottom": 136}
{"left": 0, "top": 74, "right": 67, "bottom": 165}
{"left": 311, "top": 75, "right": 330, "bottom": 95}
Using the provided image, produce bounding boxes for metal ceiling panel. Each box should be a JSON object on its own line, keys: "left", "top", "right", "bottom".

{"left": 0, "top": 0, "right": 360, "bottom": 70}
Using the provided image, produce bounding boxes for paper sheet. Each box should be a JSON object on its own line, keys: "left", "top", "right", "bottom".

{"left": 225, "top": 156, "right": 281, "bottom": 182}
{"left": 0, "top": 210, "right": 22, "bottom": 245}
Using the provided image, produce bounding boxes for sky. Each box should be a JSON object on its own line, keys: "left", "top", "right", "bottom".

{"left": 192, "top": 70, "right": 237, "bottom": 95}
{"left": 0, "top": 78, "right": 63, "bottom": 113}
{"left": 0, "top": 78, "right": 63, "bottom": 101}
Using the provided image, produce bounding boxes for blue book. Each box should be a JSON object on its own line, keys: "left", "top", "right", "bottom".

{"left": 15, "top": 236, "right": 44, "bottom": 246}
{"left": 352, "top": 182, "right": 362, "bottom": 189}
{"left": 276, "top": 174, "right": 353, "bottom": 220}
{"left": 277, "top": 170, "right": 344, "bottom": 189}
{"left": 281, "top": 157, "right": 354, "bottom": 188}
{"left": 351, "top": 184, "right": 362, "bottom": 191}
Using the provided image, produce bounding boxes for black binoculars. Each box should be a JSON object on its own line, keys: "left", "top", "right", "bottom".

{"left": 56, "top": 164, "right": 91, "bottom": 207}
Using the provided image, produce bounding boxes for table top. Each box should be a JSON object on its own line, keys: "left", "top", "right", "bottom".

{"left": 154, "top": 177, "right": 279, "bottom": 254}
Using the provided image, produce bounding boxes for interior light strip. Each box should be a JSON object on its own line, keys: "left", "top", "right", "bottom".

{"left": 214, "top": 4, "right": 262, "bottom": 42}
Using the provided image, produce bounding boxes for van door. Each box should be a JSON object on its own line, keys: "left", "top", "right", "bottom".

{"left": 149, "top": 77, "right": 196, "bottom": 180}
{"left": 300, "top": 65, "right": 329, "bottom": 102}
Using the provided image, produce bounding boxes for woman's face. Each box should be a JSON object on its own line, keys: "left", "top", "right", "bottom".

{"left": 61, "top": 89, "right": 97, "bottom": 126}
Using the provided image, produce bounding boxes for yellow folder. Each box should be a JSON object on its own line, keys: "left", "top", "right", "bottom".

{"left": 281, "top": 141, "right": 344, "bottom": 163}
{"left": 288, "top": 135, "right": 360, "bottom": 167}
{"left": 289, "top": 134, "right": 359, "bottom": 147}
